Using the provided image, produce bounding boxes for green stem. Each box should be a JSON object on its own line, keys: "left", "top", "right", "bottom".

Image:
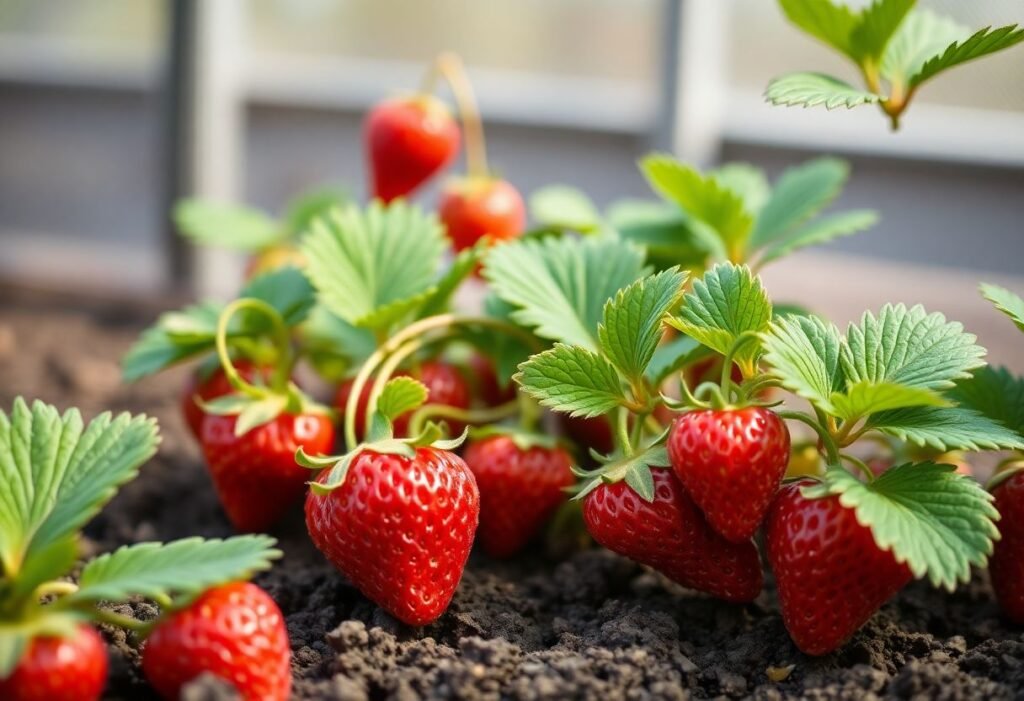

{"left": 408, "top": 401, "right": 519, "bottom": 437}
{"left": 720, "top": 331, "right": 762, "bottom": 388}
{"left": 92, "top": 607, "right": 151, "bottom": 635}
{"left": 31, "top": 581, "right": 78, "bottom": 601}
{"left": 616, "top": 407, "right": 633, "bottom": 454}
{"left": 778, "top": 410, "right": 841, "bottom": 467}
{"left": 215, "top": 298, "right": 292, "bottom": 395}
{"left": 839, "top": 452, "right": 875, "bottom": 483}
{"left": 435, "top": 52, "right": 489, "bottom": 178}
{"left": 365, "top": 337, "right": 429, "bottom": 437}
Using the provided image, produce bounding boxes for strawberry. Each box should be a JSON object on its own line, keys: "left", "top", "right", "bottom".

{"left": 990, "top": 470, "right": 1024, "bottom": 624}
{"left": 582, "top": 468, "right": 763, "bottom": 603}
{"left": 468, "top": 353, "right": 516, "bottom": 407}
{"left": 0, "top": 625, "right": 107, "bottom": 701}
{"left": 200, "top": 412, "right": 335, "bottom": 532}
{"left": 463, "top": 434, "right": 574, "bottom": 558}
{"left": 365, "top": 95, "right": 460, "bottom": 202}
{"left": 305, "top": 446, "right": 479, "bottom": 625}
{"left": 143, "top": 582, "right": 291, "bottom": 701}
{"left": 439, "top": 177, "right": 525, "bottom": 253}
{"left": 765, "top": 481, "right": 912, "bottom": 656}
{"left": 667, "top": 407, "right": 790, "bottom": 542}
{"left": 561, "top": 414, "right": 615, "bottom": 457}
{"left": 335, "top": 360, "right": 472, "bottom": 442}
{"left": 182, "top": 360, "right": 269, "bottom": 439}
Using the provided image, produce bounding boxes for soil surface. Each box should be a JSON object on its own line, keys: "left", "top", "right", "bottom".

{"left": 1, "top": 296, "right": 1022, "bottom": 701}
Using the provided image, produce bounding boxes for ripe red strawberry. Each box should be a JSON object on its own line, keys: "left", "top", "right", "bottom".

{"left": 200, "top": 412, "right": 335, "bottom": 532}
{"left": 582, "top": 468, "right": 763, "bottom": 603}
{"left": 667, "top": 407, "right": 790, "bottom": 542}
{"left": 561, "top": 414, "right": 615, "bottom": 457}
{"left": 182, "top": 360, "right": 270, "bottom": 439}
{"left": 766, "top": 481, "right": 912, "bottom": 655}
{"left": 365, "top": 95, "right": 460, "bottom": 202}
{"left": 143, "top": 582, "right": 291, "bottom": 701}
{"left": 335, "top": 360, "right": 472, "bottom": 442}
{"left": 0, "top": 625, "right": 107, "bottom": 701}
{"left": 990, "top": 470, "right": 1024, "bottom": 624}
{"left": 463, "top": 434, "right": 574, "bottom": 558}
{"left": 468, "top": 353, "right": 516, "bottom": 407}
{"left": 305, "top": 447, "right": 479, "bottom": 625}
{"left": 439, "top": 177, "right": 525, "bottom": 253}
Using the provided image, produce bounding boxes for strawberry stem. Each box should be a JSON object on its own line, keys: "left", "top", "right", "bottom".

{"left": 407, "top": 400, "right": 519, "bottom": 438}
{"left": 839, "top": 453, "right": 875, "bottom": 482}
{"left": 215, "top": 298, "right": 293, "bottom": 396}
{"left": 435, "top": 52, "right": 489, "bottom": 178}
{"left": 616, "top": 407, "right": 633, "bottom": 454}
{"left": 31, "top": 581, "right": 78, "bottom": 601}
{"left": 778, "top": 410, "right": 841, "bottom": 467}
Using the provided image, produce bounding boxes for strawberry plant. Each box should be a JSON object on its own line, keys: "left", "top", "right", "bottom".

{"left": 766, "top": 0, "right": 1024, "bottom": 128}
{"left": 0, "top": 398, "right": 283, "bottom": 700}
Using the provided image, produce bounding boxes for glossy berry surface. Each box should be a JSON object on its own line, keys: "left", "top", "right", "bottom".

{"left": 143, "top": 582, "right": 291, "bottom": 701}
{"left": 668, "top": 407, "right": 790, "bottom": 542}
{"left": 439, "top": 177, "right": 526, "bottom": 252}
{"left": 200, "top": 412, "right": 335, "bottom": 532}
{"left": 0, "top": 624, "right": 107, "bottom": 701}
{"left": 766, "top": 481, "right": 912, "bottom": 656}
{"left": 306, "top": 447, "right": 479, "bottom": 626}
{"left": 365, "top": 96, "right": 460, "bottom": 202}
{"left": 991, "top": 471, "right": 1024, "bottom": 624}
{"left": 182, "top": 361, "right": 268, "bottom": 439}
{"left": 583, "top": 469, "right": 763, "bottom": 603}
{"left": 335, "top": 360, "right": 472, "bottom": 443}
{"left": 463, "top": 435, "right": 574, "bottom": 558}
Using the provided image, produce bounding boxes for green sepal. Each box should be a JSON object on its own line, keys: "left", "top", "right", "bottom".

{"left": 573, "top": 442, "right": 671, "bottom": 503}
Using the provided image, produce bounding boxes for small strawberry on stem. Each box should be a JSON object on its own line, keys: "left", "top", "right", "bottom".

{"left": 199, "top": 297, "right": 334, "bottom": 532}
{"left": 300, "top": 313, "right": 541, "bottom": 624}
{"left": 0, "top": 398, "right": 283, "bottom": 700}
{"left": 428, "top": 53, "right": 526, "bottom": 254}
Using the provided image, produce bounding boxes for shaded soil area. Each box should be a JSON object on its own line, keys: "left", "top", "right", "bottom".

{"left": 1, "top": 297, "right": 1022, "bottom": 700}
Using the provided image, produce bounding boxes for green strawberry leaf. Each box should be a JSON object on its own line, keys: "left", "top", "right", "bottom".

{"left": 530, "top": 186, "right": 602, "bottom": 233}
{"left": 485, "top": 235, "right": 648, "bottom": 350}
{"left": 803, "top": 463, "right": 999, "bottom": 590}
{"left": 910, "top": 24, "right": 1024, "bottom": 88}
{"left": 121, "top": 267, "right": 314, "bottom": 382}
{"left": 765, "top": 72, "right": 881, "bottom": 110}
{"left": 607, "top": 200, "right": 719, "bottom": 270}
{"left": 641, "top": 154, "right": 754, "bottom": 260}
{"left": 64, "top": 536, "right": 280, "bottom": 605}
{"left": 301, "top": 200, "right": 447, "bottom": 331}
{"left": 881, "top": 9, "right": 969, "bottom": 84}
{"left": 850, "top": 0, "right": 915, "bottom": 62}
{"left": 949, "top": 366, "right": 1024, "bottom": 435}
{"left": 377, "top": 377, "right": 429, "bottom": 422}
{"left": 598, "top": 268, "right": 688, "bottom": 383}
{"left": 841, "top": 304, "right": 985, "bottom": 392}
{"left": 758, "top": 210, "right": 878, "bottom": 265}
{"left": 710, "top": 163, "right": 770, "bottom": 216}
{"left": 645, "top": 334, "right": 706, "bottom": 385}
{"left": 762, "top": 314, "right": 845, "bottom": 410}
{"left": 174, "top": 200, "right": 285, "bottom": 251}
{"left": 980, "top": 283, "right": 1024, "bottom": 333}
{"left": 417, "top": 242, "right": 483, "bottom": 320}
{"left": 284, "top": 186, "right": 349, "bottom": 237}
{"left": 0, "top": 399, "right": 159, "bottom": 577}
{"left": 778, "top": 0, "right": 859, "bottom": 58}
{"left": 750, "top": 157, "right": 851, "bottom": 247}
{"left": 867, "top": 405, "right": 1024, "bottom": 451}
{"left": 298, "top": 306, "right": 377, "bottom": 382}
{"left": 515, "top": 344, "right": 627, "bottom": 418}
{"left": 829, "top": 380, "right": 948, "bottom": 421}
{"left": 667, "top": 263, "right": 771, "bottom": 375}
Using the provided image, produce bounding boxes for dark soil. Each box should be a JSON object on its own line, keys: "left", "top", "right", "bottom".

{"left": 2, "top": 296, "right": 1023, "bottom": 701}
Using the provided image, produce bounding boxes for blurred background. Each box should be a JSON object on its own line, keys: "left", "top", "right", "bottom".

{"left": 0, "top": 0, "right": 1022, "bottom": 330}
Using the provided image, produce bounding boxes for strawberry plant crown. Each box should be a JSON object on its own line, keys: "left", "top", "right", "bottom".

{"left": 0, "top": 398, "right": 280, "bottom": 677}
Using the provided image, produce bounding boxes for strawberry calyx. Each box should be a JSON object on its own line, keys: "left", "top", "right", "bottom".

{"left": 571, "top": 439, "right": 671, "bottom": 503}
{"left": 296, "top": 421, "right": 468, "bottom": 496}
